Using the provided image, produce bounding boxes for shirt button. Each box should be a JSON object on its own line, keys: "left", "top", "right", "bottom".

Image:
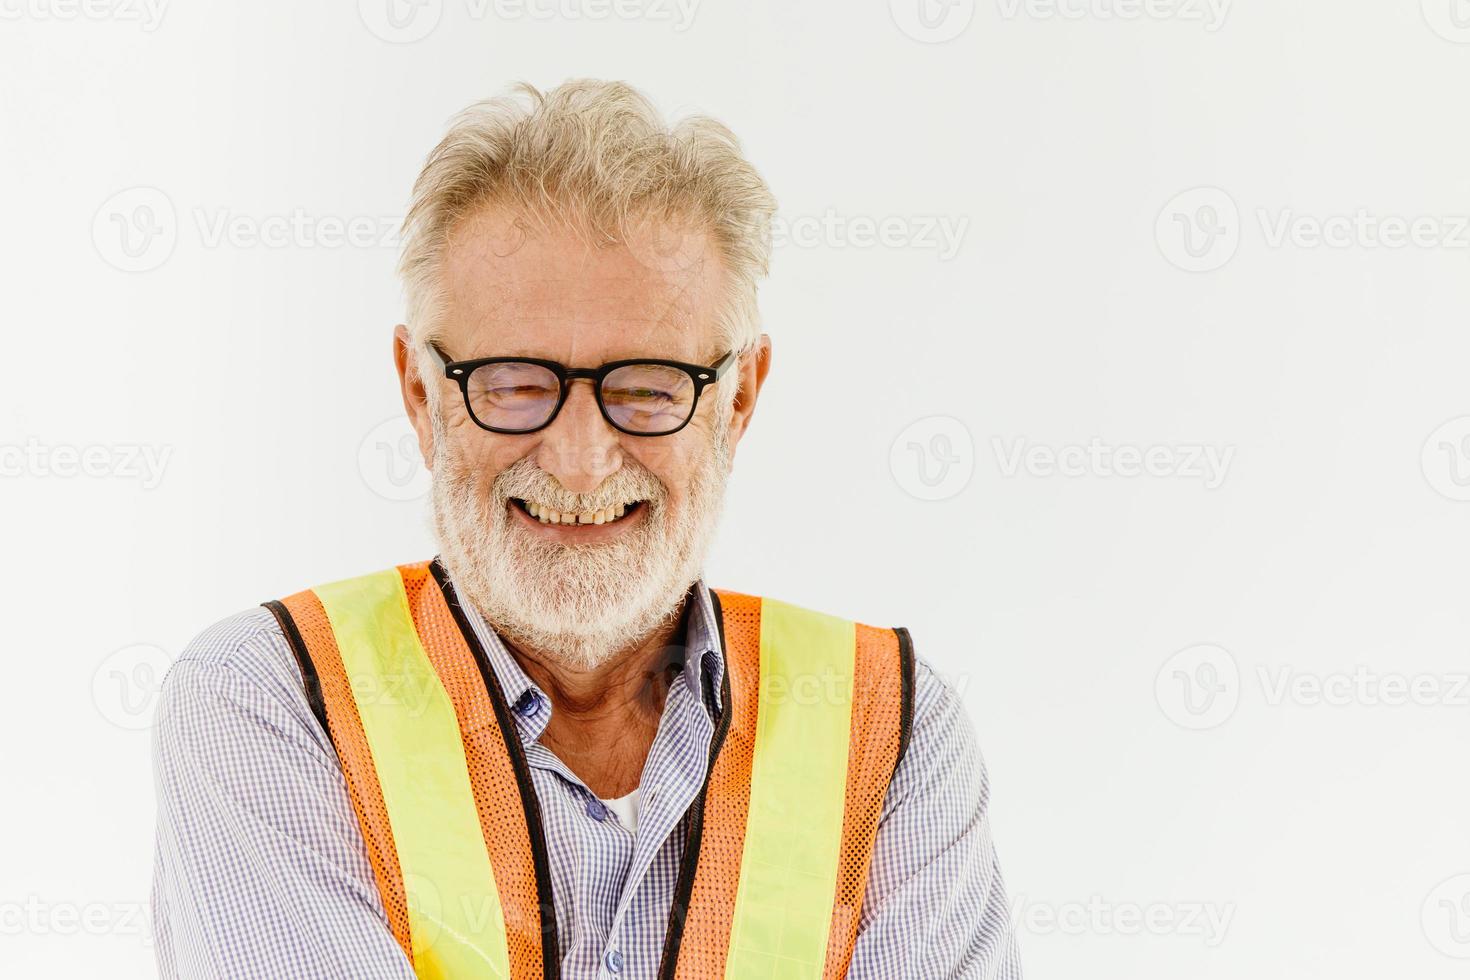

{"left": 604, "top": 949, "right": 624, "bottom": 973}
{"left": 586, "top": 797, "right": 609, "bottom": 822}
{"left": 513, "top": 692, "right": 541, "bottom": 717}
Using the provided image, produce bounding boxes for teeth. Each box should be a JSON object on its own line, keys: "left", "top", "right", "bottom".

{"left": 521, "top": 499, "right": 638, "bottom": 526}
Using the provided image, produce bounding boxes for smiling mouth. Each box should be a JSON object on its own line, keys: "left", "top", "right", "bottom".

{"left": 510, "top": 497, "right": 647, "bottom": 527}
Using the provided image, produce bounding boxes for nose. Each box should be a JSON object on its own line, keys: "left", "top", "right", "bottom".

{"left": 533, "top": 378, "right": 623, "bottom": 494}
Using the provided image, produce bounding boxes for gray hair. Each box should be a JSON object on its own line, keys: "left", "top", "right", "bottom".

{"left": 397, "top": 78, "right": 777, "bottom": 381}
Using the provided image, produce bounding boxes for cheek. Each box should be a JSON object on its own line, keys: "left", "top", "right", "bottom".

{"left": 442, "top": 423, "right": 528, "bottom": 488}
{"left": 625, "top": 437, "right": 699, "bottom": 500}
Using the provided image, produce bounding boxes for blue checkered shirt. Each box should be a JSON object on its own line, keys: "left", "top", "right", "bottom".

{"left": 150, "top": 574, "right": 1023, "bottom": 979}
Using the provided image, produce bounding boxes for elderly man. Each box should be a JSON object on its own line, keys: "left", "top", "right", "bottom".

{"left": 151, "top": 79, "right": 1023, "bottom": 980}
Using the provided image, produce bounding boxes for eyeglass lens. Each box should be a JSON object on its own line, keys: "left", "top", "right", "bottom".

{"left": 463, "top": 361, "right": 697, "bottom": 433}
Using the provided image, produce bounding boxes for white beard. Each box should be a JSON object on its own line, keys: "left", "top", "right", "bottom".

{"left": 429, "top": 406, "right": 732, "bottom": 671}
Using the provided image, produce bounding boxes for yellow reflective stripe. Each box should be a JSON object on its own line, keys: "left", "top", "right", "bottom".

{"left": 314, "top": 569, "right": 510, "bottom": 980}
{"left": 726, "top": 598, "right": 856, "bottom": 979}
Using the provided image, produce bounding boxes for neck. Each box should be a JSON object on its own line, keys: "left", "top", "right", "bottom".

{"left": 502, "top": 593, "right": 694, "bottom": 724}
{"left": 496, "top": 593, "right": 696, "bottom": 799}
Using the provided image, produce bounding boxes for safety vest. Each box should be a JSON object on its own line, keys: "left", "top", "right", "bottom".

{"left": 264, "top": 559, "right": 914, "bottom": 980}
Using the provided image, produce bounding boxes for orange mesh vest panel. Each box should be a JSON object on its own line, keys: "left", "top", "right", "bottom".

{"left": 265, "top": 559, "right": 915, "bottom": 980}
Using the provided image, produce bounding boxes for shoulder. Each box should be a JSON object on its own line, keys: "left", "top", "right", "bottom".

{"left": 883, "top": 652, "right": 991, "bottom": 821}
{"left": 854, "top": 648, "right": 1023, "bottom": 975}
{"left": 166, "top": 605, "right": 303, "bottom": 702}
{"left": 908, "top": 654, "right": 971, "bottom": 744}
{"left": 172, "top": 605, "right": 291, "bottom": 672}
{"left": 154, "top": 605, "right": 329, "bottom": 760}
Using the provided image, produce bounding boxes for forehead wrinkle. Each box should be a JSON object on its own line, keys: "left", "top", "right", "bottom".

{"left": 442, "top": 213, "right": 723, "bottom": 355}
{"left": 487, "top": 290, "right": 693, "bottom": 332}
{"left": 618, "top": 253, "right": 713, "bottom": 339}
{"left": 493, "top": 267, "right": 705, "bottom": 326}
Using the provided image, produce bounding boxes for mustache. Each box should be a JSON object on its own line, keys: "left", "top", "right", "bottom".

{"left": 487, "top": 455, "right": 665, "bottom": 512}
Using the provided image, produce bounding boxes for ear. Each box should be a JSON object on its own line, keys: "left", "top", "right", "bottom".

{"left": 724, "top": 333, "right": 772, "bottom": 465}
{"left": 393, "top": 324, "right": 436, "bottom": 468}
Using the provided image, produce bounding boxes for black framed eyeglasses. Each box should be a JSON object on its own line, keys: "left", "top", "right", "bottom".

{"left": 425, "top": 342, "right": 739, "bottom": 437}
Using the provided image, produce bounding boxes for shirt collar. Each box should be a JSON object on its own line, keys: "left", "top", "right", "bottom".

{"left": 682, "top": 578, "right": 726, "bottom": 716}
{"left": 451, "top": 572, "right": 726, "bottom": 743}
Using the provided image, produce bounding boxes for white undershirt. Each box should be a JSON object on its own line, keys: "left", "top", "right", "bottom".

{"left": 600, "top": 787, "right": 641, "bottom": 833}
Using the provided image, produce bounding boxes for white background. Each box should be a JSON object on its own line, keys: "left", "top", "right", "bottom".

{"left": 4, "top": 1, "right": 1470, "bottom": 977}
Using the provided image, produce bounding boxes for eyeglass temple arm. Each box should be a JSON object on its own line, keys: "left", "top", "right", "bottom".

{"left": 706, "top": 348, "right": 739, "bottom": 381}
{"left": 423, "top": 340, "right": 455, "bottom": 376}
